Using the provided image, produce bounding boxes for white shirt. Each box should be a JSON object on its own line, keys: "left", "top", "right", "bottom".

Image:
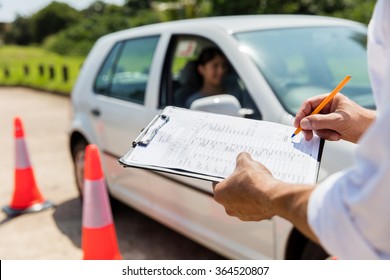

{"left": 308, "top": 0, "right": 390, "bottom": 259}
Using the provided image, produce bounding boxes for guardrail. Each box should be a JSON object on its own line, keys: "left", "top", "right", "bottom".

{"left": 0, "top": 63, "right": 81, "bottom": 94}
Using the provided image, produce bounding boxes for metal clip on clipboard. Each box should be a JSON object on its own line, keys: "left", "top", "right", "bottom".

{"left": 132, "top": 114, "right": 170, "bottom": 148}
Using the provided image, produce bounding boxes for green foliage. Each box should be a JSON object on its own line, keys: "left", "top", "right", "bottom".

{"left": 1, "top": 0, "right": 376, "bottom": 94}
{"left": 43, "top": 2, "right": 161, "bottom": 56}
{"left": 331, "top": 0, "right": 376, "bottom": 24}
{"left": 153, "top": 1, "right": 203, "bottom": 21}
{"left": 2, "top": 0, "right": 377, "bottom": 59}
{"left": 4, "top": 15, "right": 34, "bottom": 45}
{"left": 151, "top": 0, "right": 374, "bottom": 24}
{"left": 125, "top": 0, "right": 152, "bottom": 15}
{"left": 203, "top": 0, "right": 375, "bottom": 24}
{"left": 130, "top": 9, "right": 161, "bottom": 27}
{"left": 43, "top": 5, "right": 132, "bottom": 56}
{"left": 256, "top": 0, "right": 349, "bottom": 14}
{"left": 31, "top": 1, "right": 82, "bottom": 43}
{"left": 207, "top": 0, "right": 262, "bottom": 16}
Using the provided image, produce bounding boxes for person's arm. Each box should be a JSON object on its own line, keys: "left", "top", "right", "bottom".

{"left": 294, "top": 94, "right": 376, "bottom": 143}
{"left": 213, "top": 153, "right": 319, "bottom": 243}
{"left": 213, "top": 94, "right": 376, "bottom": 244}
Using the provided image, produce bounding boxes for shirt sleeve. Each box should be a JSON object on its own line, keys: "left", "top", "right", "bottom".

{"left": 308, "top": 109, "right": 390, "bottom": 259}
{"left": 367, "top": 0, "right": 390, "bottom": 110}
{"left": 308, "top": 0, "right": 390, "bottom": 259}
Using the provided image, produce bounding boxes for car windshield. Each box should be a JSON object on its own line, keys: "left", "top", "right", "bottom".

{"left": 234, "top": 27, "right": 375, "bottom": 114}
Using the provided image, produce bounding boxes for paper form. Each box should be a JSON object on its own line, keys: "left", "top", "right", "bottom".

{"left": 122, "top": 107, "right": 322, "bottom": 184}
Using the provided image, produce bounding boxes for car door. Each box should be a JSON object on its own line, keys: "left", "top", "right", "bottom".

{"left": 90, "top": 35, "right": 162, "bottom": 210}
{"left": 151, "top": 33, "right": 274, "bottom": 259}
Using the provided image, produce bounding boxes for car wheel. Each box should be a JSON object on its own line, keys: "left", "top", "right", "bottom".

{"left": 71, "top": 139, "right": 88, "bottom": 199}
{"left": 71, "top": 139, "right": 121, "bottom": 209}
{"left": 285, "top": 228, "right": 330, "bottom": 260}
{"left": 301, "top": 240, "right": 329, "bottom": 260}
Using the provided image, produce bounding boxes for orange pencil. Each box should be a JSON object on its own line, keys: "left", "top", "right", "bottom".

{"left": 291, "top": 75, "right": 352, "bottom": 138}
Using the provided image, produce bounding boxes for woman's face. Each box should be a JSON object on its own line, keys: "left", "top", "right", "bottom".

{"left": 198, "top": 55, "right": 228, "bottom": 87}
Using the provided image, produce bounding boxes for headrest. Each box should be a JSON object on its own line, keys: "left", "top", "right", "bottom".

{"left": 178, "top": 60, "right": 201, "bottom": 87}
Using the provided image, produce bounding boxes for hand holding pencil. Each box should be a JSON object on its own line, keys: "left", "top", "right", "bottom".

{"left": 293, "top": 76, "right": 375, "bottom": 143}
{"left": 292, "top": 75, "right": 351, "bottom": 138}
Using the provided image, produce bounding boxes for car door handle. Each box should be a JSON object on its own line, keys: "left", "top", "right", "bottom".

{"left": 239, "top": 108, "right": 254, "bottom": 117}
{"left": 91, "top": 108, "right": 101, "bottom": 117}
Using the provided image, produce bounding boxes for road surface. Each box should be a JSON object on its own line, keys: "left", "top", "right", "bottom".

{"left": 0, "top": 87, "right": 224, "bottom": 260}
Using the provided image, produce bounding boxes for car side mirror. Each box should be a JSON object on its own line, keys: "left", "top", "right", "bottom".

{"left": 189, "top": 94, "right": 252, "bottom": 117}
{"left": 190, "top": 94, "right": 254, "bottom": 117}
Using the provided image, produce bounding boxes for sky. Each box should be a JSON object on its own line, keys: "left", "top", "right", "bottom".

{"left": 0, "top": 0, "right": 125, "bottom": 22}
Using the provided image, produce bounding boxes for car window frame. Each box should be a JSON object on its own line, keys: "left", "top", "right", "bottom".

{"left": 159, "top": 33, "right": 263, "bottom": 120}
{"left": 159, "top": 34, "right": 213, "bottom": 109}
{"left": 93, "top": 41, "right": 123, "bottom": 97}
{"left": 93, "top": 35, "right": 161, "bottom": 105}
{"left": 234, "top": 26, "right": 373, "bottom": 114}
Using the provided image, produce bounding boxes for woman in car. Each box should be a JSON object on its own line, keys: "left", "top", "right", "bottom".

{"left": 185, "top": 47, "right": 228, "bottom": 108}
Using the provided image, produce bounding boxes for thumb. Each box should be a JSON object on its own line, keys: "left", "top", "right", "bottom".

{"left": 236, "top": 152, "right": 252, "bottom": 167}
{"left": 300, "top": 113, "right": 342, "bottom": 131}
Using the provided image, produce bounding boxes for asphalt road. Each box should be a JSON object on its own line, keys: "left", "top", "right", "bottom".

{"left": 0, "top": 87, "right": 224, "bottom": 260}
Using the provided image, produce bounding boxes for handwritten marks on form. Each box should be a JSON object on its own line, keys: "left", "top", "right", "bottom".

{"left": 121, "top": 107, "right": 322, "bottom": 183}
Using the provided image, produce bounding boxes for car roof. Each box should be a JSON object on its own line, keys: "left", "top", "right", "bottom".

{"left": 104, "top": 14, "right": 366, "bottom": 40}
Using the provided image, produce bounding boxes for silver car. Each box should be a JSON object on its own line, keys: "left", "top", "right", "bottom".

{"left": 69, "top": 15, "right": 373, "bottom": 259}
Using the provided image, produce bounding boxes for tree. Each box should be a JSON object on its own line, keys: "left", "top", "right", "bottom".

{"left": 3, "top": 15, "right": 33, "bottom": 45}
{"left": 31, "top": 1, "right": 81, "bottom": 43}
{"left": 332, "top": 0, "right": 376, "bottom": 24}
{"left": 83, "top": 1, "right": 107, "bottom": 17}
{"left": 44, "top": 3, "right": 134, "bottom": 56}
{"left": 207, "top": 0, "right": 261, "bottom": 16}
{"left": 124, "top": 0, "right": 152, "bottom": 15}
{"left": 201, "top": 0, "right": 375, "bottom": 24}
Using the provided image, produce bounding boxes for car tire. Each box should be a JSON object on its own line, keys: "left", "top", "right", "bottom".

{"left": 71, "top": 139, "right": 88, "bottom": 199}
{"left": 285, "top": 228, "right": 330, "bottom": 260}
{"left": 71, "top": 139, "right": 121, "bottom": 210}
{"left": 301, "top": 240, "right": 329, "bottom": 260}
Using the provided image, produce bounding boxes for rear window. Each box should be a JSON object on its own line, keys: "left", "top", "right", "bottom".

{"left": 94, "top": 36, "right": 160, "bottom": 104}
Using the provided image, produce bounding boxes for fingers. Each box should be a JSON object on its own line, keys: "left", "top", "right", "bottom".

{"left": 234, "top": 152, "right": 253, "bottom": 173}
{"left": 294, "top": 101, "right": 314, "bottom": 128}
{"left": 302, "top": 129, "right": 314, "bottom": 141}
{"left": 302, "top": 129, "right": 340, "bottom": 142}
{"left": 213, "top": 153, "right": 253, "bottom": 204}
{"left": 236, "top": 152, "right": 252, "bottom": 165}
{"left": 212, "top": 182, "right": 218, "bottom": 192}
{"left": 212, "top": 152, "right": 275, "bottom": 222}
{"left": 313, "top": 130, "right": 341, "bottom": 141}
{"left": 297, "top": 111, "right": 344, "bottom": 141}
{"left": 294, "top": 94, "right": 328, "bottom": 128}
{"left": 213, "top": 153, "right": 252, "bottom": 196}
{"left": 223, "top": 207, "right": 270, "bottom": 221}
{"left": 301, "top": 112, "right": 343, "bottom": 131}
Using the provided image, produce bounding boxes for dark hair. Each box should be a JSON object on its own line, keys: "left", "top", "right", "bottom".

{"left": 197, "top": 47, "right": 226, "bottom": 66}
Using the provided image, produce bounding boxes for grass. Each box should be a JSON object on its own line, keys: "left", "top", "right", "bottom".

{"left": 0, "top": 45, "right": 85, "bottom": 94}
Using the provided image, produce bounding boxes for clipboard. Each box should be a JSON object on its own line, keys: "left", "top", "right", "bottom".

{"left": 119, "top": 106, "right": 324, "bottom": 183}
{"left": 121, "top": 112, "right": 223, "bottom": 181}
{"left": 132, "top": 114, "right": 170, "bottom": 148}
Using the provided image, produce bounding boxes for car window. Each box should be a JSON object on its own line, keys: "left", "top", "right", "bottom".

{"left": 159, "top": 36, "right": 209, "bottom": 108}
{"left": 94, "top": 36, "right": 160, "bottom": 104}
{"left": 94, "top": 42, "right": 122, "bottom": 95}
{"left": 235, "top": 27, "right": 374, "bottom": 114}
{"left": 163, "top": 35, "right": 261, "bottom": 119}
{"left": 170, "top": 38, "right": 204, "bottom": 107}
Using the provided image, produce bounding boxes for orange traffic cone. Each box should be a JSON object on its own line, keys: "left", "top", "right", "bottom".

{"left": 82, "top": 144, "right": 122, "bottom": 260}
{"left": 2, "top": 117, "right": 52, "bottom": 216}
